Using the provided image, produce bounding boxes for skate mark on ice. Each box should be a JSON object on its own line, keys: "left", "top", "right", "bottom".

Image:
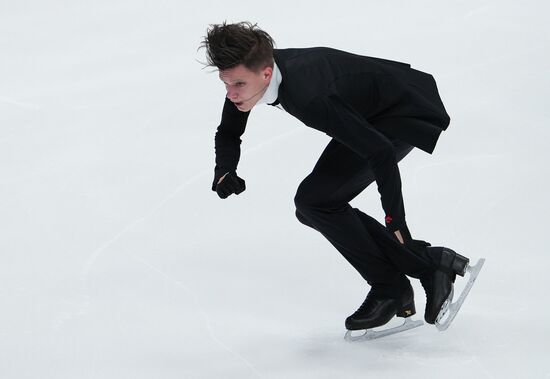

{"left": 240, "top": 127, "right": 303, "bottom": 156}
{"left": 134, "top": 256, "right": 264, "bottom": 379}
{"left": 80, "top": 126, "right": 303, "bottom": 282}
{"left": 63, "top": 126, "right": 299, "bottom": 357}
{"left": 52, "top": 295, "right": 92, "bottom": 332}
{"left": 53, "top": 170, "right": 209, "bottom": 332}
{"left": 0, "top": 96, "right": 42, "bottom": 110}
{"left": 79, "top": 170, "right": 208, "bottom": 281}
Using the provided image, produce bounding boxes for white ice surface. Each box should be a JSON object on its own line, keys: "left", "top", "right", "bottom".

{"left": 1, "top": 1, "right": 549, "bottom": 378}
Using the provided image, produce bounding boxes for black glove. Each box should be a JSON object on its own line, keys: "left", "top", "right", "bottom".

{"left": 214, "top": 172, "right": 246, "bottom": 199}
{"left": 396, "top": 223, "right": 431, "bottom": 253}
{"left": 406, "top": 238, "right": 432, "bottom": 254}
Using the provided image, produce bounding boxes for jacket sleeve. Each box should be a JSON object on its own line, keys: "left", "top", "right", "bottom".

{"left": 304, "top": 93, "right": 407, "bottom": 231}
{"left": 212, "top": 97, "right": 250, "bottom": 190}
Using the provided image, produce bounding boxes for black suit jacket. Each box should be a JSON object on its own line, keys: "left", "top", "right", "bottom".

{"left": 212, "top": 47, "right": 450, "bottom": 231}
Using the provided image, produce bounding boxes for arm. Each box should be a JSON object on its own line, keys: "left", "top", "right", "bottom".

{"left": 212, "top": 97, "right": 250, "bottom": 191}
{"left": 305, "top": 93, "right": 407, "bottom": 234}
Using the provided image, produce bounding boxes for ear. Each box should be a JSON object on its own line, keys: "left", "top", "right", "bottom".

{"left": 262, "top": 66, "right": 273, "bottom": 81}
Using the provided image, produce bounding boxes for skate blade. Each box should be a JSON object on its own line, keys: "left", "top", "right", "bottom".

{"left": 344, "top": 317, "right": 424, "bottom": 342}
{"left": 437, "top": 286, "right": 454, "bottom": 321}
{"left": 435, "top": 258, "right": 485, "bottom": 331}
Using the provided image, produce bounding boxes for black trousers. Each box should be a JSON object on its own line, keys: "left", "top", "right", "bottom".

{"left": 294, "top": 138, "right": 436, "bottom": 295}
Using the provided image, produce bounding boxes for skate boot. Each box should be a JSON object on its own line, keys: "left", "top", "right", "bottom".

{"left": 344, "top": 283, "right": 423, "bottom": 341}
{"left": 421, "top": 247, "right": 485, "bottom": 330}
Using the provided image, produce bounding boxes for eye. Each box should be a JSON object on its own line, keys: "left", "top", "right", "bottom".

{"left": 236, "top": 82, "right": 246, "bottom": 87}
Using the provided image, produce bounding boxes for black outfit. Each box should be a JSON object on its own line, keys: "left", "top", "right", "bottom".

{"left": 212, "top": 47, "right": 451, "bottom": 293}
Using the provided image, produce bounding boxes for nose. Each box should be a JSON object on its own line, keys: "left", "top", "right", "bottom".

{"left": 226, "top": 88, "right": 239, "bottom": 101}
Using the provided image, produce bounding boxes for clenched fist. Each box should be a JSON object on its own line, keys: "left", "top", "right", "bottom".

{"left": 214, "top": 172, "right": 246, "bottom": 199}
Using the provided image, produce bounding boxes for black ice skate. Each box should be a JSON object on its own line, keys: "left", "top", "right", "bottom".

{"left": 421, "top": 247, "right": 485, "bottom": 331}
{"left": 344, "top": 284, "right": 423, "bottom": 341}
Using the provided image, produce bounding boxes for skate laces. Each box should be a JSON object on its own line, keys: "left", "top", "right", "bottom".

{"left": 353, "top": 289, "right": 392, "bottom": 315}
{"left": 353, "top": 292, "right": 375, "bottom": 315}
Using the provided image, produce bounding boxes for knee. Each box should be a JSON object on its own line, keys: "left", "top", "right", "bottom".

{"left": 294, "top": 180, "right": 314, "bottom": 212}
{"left": 294, "top": 180, "right": 318, "bottom": 225}
{"left": 294, "top": 208, "right": 310, "bottom": 226}
{"left": 293, "top": 191, "right": 309, "bottom": 225}
{"left": 294, "top": 175, "right": 339, "bottom": 215}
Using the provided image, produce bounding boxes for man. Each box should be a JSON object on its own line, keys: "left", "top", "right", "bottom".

{"left": 201, "top": 21, "right": 482, "bottom": 337}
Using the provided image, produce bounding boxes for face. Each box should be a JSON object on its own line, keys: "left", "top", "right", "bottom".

{"left": 219, "top": 64, "right": 273, "bottom": 112}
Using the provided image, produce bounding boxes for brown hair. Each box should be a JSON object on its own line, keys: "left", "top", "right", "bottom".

{"left": 200, "top": 21, "right": 274, "bottom": 72}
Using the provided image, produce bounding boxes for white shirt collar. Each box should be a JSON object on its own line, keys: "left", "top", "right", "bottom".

{"left": 257, "top": 62, "right": 282, "bottom": 105}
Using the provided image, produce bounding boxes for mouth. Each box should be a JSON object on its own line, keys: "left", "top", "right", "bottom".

{"left": 234, "top": 101, "right": 244, "bottom": 107}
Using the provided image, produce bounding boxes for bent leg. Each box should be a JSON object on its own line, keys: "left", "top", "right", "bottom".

{"left": 295, "top": 138, "right": 433, "bottom": 290}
